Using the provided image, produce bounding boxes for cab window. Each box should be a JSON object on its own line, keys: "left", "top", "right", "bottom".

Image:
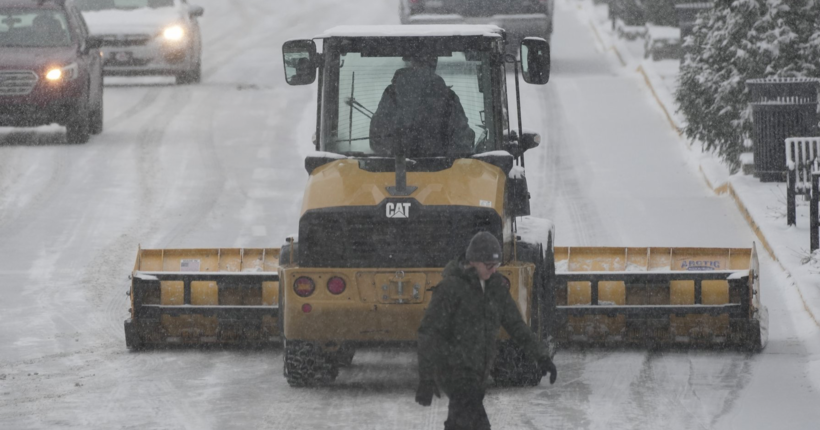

{"left": 321, "top": 38, "right": 497, "bottom": 157}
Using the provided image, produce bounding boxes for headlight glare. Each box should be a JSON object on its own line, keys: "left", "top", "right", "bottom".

{"left": 45, "top": 62, "right": 79, "bottom": 82}
{"left": 163, "top": 25, "right": 185, "bottom": 41}
{"left": 46, "top": 68, "right": 62, "bottom": 81}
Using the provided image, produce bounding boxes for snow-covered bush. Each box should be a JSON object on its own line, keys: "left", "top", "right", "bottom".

{"left": 676, "top": 0, "right": 820, "bottom": 171}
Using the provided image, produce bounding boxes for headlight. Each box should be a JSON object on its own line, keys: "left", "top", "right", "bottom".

{"left": 45, "top": 62, "right": 79, "bottom": 82}
{"left": 163, "top": 25, "right": 185, "bottom": 41}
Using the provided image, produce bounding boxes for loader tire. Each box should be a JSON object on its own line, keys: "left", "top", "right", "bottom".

{"left": 516, "top": 237, "right": 557, "bottom": 342}
{"left": 328, "top": 345, "right": 355, "bottom": 367}
{"left": 283, "top": 340, "right": 339, "bottom": 387}
{"left": 491, "top": 341, "right": 543, "bottom": 387}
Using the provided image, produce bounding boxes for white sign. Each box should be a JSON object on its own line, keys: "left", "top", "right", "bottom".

{"left": 386, "top": 202, "right": 411, "bottom": 219}
{"left": 180, "top": 259, "right": 201, "bottom": 272}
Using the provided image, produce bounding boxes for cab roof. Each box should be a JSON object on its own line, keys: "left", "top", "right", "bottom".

{"left": 318, "top": 25, "right": 504, "bottom": 39}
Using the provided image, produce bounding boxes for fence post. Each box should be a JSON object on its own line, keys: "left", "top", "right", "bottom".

{"left": 787, "top": 159, "right": 797, "bottom": 226}
{"left": 811, "top": 160, "right": 819, "bottom": 252}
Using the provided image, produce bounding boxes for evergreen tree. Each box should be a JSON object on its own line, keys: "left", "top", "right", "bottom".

{"left": 676, "top": 0, "right": 820, "bottom": 171}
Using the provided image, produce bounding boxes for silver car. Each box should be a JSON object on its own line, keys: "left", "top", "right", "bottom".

{"left": 76, "top": 0, "right": 203, "bottom": 84}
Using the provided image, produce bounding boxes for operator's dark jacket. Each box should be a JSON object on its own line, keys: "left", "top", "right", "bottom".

{"left": 370, "top": 67, "right": 475, "bottom": 157}
{"left": 417, "top": 257, "right": 548, "bottom": 391}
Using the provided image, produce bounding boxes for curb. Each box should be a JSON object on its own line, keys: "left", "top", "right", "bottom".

{"left": 587, "top": 20, "right": 626, "bottom": 66}
{"left": 636, "top": 65, "right": 682, "bottom": 137}
{"left": 725, "top": 183, "right": 778, "bottom": 263}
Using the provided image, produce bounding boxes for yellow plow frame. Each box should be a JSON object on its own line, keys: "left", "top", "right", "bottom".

{"left": 549, "top": 244, "right": 765, "bottom": 350}
{"left": 125, "top": 247, "right": 281, "bottom": 348}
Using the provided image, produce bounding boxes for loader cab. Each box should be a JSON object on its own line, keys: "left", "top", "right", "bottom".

{"left": 318, "top": 35, "right": 505, "bottom": 158}
{"left": 283, "top": 26, "right": 550, "bottom": 165}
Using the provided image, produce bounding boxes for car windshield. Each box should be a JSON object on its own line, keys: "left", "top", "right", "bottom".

{"left": 321, "top": 37, "right": 498, "bottom": 157}
{"left": 75, "top": 0, "right": 175, "bottom": 11}
{"left": 0, "top": 9, "right": 72, "bottom": 47}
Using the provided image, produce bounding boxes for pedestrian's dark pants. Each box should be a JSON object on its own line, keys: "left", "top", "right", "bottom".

{"left": 444, "top": 379, "right": 491, "bottom": 430}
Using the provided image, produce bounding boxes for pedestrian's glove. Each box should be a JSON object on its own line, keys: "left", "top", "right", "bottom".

{"left": 415, "top": 380, "right": 441, "bottom": 406}
{"left": 538, "top": 356, "right": 557, "bottom": 384}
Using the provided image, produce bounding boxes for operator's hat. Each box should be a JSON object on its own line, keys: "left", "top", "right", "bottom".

{"left": 466, "top": 231, "right": 502, "bottom": 263}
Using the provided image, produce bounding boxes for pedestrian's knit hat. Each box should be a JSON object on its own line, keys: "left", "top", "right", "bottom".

{"left": 466, "top": 231, "right": 502, "bottom": 263}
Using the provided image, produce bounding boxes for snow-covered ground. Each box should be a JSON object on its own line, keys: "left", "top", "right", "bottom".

{"left": 1, "top": 0, "right": 819, "bottom": 428}
{"left": 573, "top": 0, "right": 820, "bottom": 413}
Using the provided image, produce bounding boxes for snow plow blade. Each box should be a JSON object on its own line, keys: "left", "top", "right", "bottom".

{"left": 125, "top": 247, "right": 281, "bottom": 349}
{"left": 550, "top": 244, "right": 766, "bottom": 350}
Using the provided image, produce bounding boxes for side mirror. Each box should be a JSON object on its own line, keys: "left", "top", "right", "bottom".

{"left": 86, "top": 36, "right": 103, "bottom": 51}
{"left": 521, "top": 38, "right": 550, "bottom": 85}
{"left": 282, "top": 39, "right": 317, "bottom": 86}
{"left": 188, "top": 5, "right": 204, "bottom": 18}
{"left": 520, "top": 132, "right": 541, "bottom": 152}
{"left": 503, "top": 130, "right": 541, "bottom": 157}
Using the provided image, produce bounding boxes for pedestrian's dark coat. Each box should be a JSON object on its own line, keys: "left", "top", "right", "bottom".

{"left": 417, "top": 256, "right": 547, "bottom": 391}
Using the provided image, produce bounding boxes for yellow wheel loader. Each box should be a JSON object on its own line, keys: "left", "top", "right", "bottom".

{"left": 124, "top": 25, "right": 766, "bottom": 387}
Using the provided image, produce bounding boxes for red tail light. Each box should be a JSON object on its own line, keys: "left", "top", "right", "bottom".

{"left": 327, "top": 277, "right": 346, "bottom": 295}
{"left": 302, "top": 304, "right": 313, "bottom": 313}
{"left": 294, "top": 277, "right": 315, "bottom": 297}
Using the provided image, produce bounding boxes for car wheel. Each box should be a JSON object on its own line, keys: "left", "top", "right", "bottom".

{"left": 89, "top": 88, "right": 103, "bottom": 135}
{"left": 66, "top": 99, "right": 90, "bottom": 144}
{"left": 176, "top": 62, "right": 201, "bottom": 85}
{"left": 66, "top": 115, "right": 90, "bottom": 144}
{"left": 176, "top": 45, "right": 202, "bottom": 85}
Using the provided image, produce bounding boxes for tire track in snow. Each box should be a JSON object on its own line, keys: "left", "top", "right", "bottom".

{"left": 0, "top": 88, "right": 195, "bottom": 373}
{"left": 103, "top": 87, "right": 163, "bottom": 131}
{"left": 622, "top": 352, "right": 754, "bottom": 430}
{"left": 83, "top": 87, "right": 197, "bottom": 345}
{"left": 0, "top": 144, "right": 70, "bottom": 236}
{"left": 152, "top": 89, "right": 225, "bottom": 247}
{"left": 532, "top": 79, "right": 613, "bottom": 246}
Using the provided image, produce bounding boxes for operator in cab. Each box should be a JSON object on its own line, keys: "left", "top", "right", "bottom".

{"left": 369, "top": 53, "right": 475, "bottom": 157}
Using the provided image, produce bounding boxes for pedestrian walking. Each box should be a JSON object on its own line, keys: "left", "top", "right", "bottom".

{"left": 416, "top": 231, "right": 557, "bottom": 430}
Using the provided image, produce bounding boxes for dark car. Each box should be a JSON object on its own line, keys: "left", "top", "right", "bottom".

{"left": 400, "top": 0, "right": 554, "bottom": 47}
{"left": 0, "top": 0, "right": 104, "bottom": 144}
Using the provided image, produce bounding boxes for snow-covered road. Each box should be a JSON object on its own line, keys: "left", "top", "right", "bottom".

{"left": 1, "top": 0, "right": 818, "bottom": 428}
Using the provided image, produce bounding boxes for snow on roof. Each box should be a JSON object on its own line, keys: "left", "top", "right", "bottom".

{"left": 318, "top": 25, "right": 504, "bottom": 39}
{"left": 82, "top": 7, "right": 181, "bottom": 35}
